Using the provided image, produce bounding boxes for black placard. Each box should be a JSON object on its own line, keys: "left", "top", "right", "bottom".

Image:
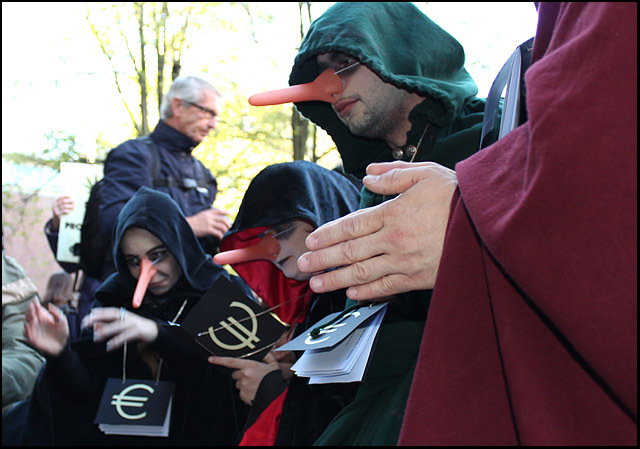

{"left": 180, "top": 276, "right": 289, "bottom": 361}
{"left": 95, "top": 378, "right": 174, "bottom": 437}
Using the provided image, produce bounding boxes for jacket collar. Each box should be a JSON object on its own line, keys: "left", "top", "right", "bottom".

{"left": 150, "top": 120, "right": 199, "bottom": 154}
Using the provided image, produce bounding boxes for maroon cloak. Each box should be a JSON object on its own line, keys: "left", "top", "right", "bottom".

{"left": 399, "top": 3, "right": 637, "bottom": 445}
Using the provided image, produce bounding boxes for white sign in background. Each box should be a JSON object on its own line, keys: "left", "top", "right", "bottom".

{"left": 56, "top": 162, "right": 103, "bottom": 263}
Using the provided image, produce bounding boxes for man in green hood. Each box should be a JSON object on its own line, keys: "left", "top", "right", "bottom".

{"left": 297, "top": 2, "right": 637, "bottom": 446}
{"left": 286, "top": 2, "right": 496, "bottom": 445}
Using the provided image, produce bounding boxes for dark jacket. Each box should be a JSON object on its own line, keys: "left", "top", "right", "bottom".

{"left": 287, "top": 2, "right": 496, "bottom": 445}
{"left": 98, "top": 120, "right": 220, "bottom": 278}
{"left": 219, "top": 161, "right": 361, "bottom": 445}
{"left": 22, "top": 188, "right": 250, "bottom": 445}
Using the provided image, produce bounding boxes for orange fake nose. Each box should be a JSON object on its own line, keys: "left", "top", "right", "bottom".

{"left": 248, "top": 68, "right": 343, "bottom": 106}
{"left": 132, "top": 258, "right": 158, "bottom": 309}
{"left": 213, "top": 233, "right": 280, "bottom": 265}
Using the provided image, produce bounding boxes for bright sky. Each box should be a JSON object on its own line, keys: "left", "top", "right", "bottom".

{"left": 2, "top": 2, "right": 539, "bottom": 194}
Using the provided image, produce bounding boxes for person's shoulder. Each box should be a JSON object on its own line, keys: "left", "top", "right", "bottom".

{"left": 109, "top": 136, "right": 149, "bottom": 154}
{"left": 105, "top": 137, "right": 154, "bottom": 165}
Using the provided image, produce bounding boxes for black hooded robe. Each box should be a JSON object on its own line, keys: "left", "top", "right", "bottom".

{"left": 217, "top": 161, "right": 361, "bottom": 445}
{"left": 22, "top": 187, "right": 250, "bottom": 445}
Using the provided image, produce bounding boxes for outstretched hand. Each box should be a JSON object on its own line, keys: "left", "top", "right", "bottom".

{"left": 24, "top": 298, "right": 69, "bottom": 357}
{"left": 297, "top": 161, "right": 457, "bottom": 300}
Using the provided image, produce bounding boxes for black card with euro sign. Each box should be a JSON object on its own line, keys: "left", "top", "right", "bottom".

{"left": 179, "top": 276, "right": 289, "bottom": 361}
{"left": 94, "top": 378, "right": 174, "bottom": 431}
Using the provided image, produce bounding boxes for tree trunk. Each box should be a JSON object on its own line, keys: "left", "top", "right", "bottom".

{"left": 291, "top": 2, "right": 311, "bottom": 160}
{"left": 156, "top": 3, "right": 169, "bottom": 118}
{"left": 292, "top": 108, "right": 309, "bottom": 161}
{"left": 136, "top": 2, "right": 149, "bottom": 136}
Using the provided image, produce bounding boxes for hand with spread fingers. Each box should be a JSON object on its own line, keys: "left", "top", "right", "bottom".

{"left": 81, "top": 307, "right": 159, "bottom": 352}
{"left": 297, "top": 161, "right": 457, "bottom": 301}
{"left": 24, "top": 297, "right": 70, "bottom": 357}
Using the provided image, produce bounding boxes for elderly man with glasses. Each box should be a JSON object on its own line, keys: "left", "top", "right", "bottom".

{"left": 96, "top": 76, "right": 231, "bottom": 281}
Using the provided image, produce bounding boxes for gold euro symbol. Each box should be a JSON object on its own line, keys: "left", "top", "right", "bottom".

{"left": 208, "top": 301, "right": 260, "bottom": 351}
{"left": 111, "top": 383, "right": 154, "bottom": 420}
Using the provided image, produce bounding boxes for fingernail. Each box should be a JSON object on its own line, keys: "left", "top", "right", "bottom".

{"left": 305, "top": 234, "right": 316, "bottom": 248}
{"left": 364, "top": 174, "right": 379, "bottom": 184}
{"left": 297, "top": 255, "right": 308, "bottom": 271}
{"left": 310, "top": 276, "right": 323, "bottom": 291}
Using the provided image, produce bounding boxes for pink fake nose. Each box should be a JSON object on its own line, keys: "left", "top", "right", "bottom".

{"left": 132, "top": 258, "right": 157, "bottom": 309}
{"left": 213, "top": 233, "right": 280, "bottom": 265}
{"left": 248, "top": 69, "right": 343, "bottom": 106}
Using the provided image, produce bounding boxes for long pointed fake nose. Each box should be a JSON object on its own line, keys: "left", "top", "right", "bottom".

{"left": 132, "top": 258, "right": 157, "bottom": 309}
{"left": 213, "top": 233, "right": 280, "bottom": 266}
{"left": 248, "top": 68, "right": 343, "bottom": 106}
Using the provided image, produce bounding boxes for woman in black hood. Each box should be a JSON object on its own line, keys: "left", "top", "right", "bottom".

{"left": 23, "top": 187, "right": 250, "bottom": 445}
{"left": 209, "top": 161, "right": 361, "bottom": 445}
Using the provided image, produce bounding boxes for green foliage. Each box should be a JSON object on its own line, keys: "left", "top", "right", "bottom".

{"left": 2, "top": 131, "right": 108, "bottom": 171}
{"left": 5, "top": 2, "right": 342, "bottom": 222}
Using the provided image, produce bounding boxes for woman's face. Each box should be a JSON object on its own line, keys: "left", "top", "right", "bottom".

{"left": 268, "top": 220, "right": 316, "bottom": 281}
{"left": 120, "top": 227, "right": 182, "bottom": 296}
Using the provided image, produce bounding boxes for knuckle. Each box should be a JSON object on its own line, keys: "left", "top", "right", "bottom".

{"left": 340, "top": 239, "right": 358, "bottom": 263}
{"left": 351, "top": 261, "right": 371, "bottom": 283}
{"left": 389, "top": 168, "right": 404, "bottom": 186}
{"left": 312, "top": 250, "right": 330, "bottom": 269}
{"left": 342, "top": 216, "right": 361, "bottom": 239}
{"left": 378, "top": 276, "right": 398, "bottom": 295}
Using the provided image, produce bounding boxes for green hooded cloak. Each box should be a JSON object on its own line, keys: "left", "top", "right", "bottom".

{"left": 288, "top": 2, "right": 497, "bottom": 445}
{"left": 290, "top": 2, "right": 492, "bottom": 180}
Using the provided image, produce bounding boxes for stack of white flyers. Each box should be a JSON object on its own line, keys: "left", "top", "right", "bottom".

{"left": 276, "top": 302, "right": 388, "bottom": 384}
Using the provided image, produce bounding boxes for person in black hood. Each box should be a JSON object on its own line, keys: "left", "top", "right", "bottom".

{"left": 208, "top": 161, "right": 361, "bottom": 445}
{"left": 22, "top": 187, "right": 250, "bottom": 445}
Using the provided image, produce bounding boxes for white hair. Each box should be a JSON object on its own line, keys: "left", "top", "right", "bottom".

{"left": 160, "top": 76, "right": 221, "bottom": 120}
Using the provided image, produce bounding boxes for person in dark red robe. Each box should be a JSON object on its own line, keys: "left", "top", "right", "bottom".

{"left": 298, "top": 3, "right": 636, "bottom": 445}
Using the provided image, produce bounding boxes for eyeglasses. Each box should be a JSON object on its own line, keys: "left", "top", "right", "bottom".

{"left": 183, "top": 100, "right": 217, "bottom": 120}
{"left": 317, "top": 55, "right": 361, "bottom": 78}
{"left": 334, "top": 61, "right": 360, "bottom": 76}
{"left": 263, "top": 223, "right": 300, "bottom": 241}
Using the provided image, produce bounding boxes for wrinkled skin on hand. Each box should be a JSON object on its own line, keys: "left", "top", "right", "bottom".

{"left": 297, "top": 161, "right": 457, "bottom": 301}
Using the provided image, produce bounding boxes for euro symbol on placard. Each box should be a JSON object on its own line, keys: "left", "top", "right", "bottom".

{"left": 304, "top": 309, "right": 361, "bottom": 345}
{"left": 208, "top": 301, "right": 260, "bottom": 351}
{"left": 111, "top": 383, "right": 154, "bottom": 420}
